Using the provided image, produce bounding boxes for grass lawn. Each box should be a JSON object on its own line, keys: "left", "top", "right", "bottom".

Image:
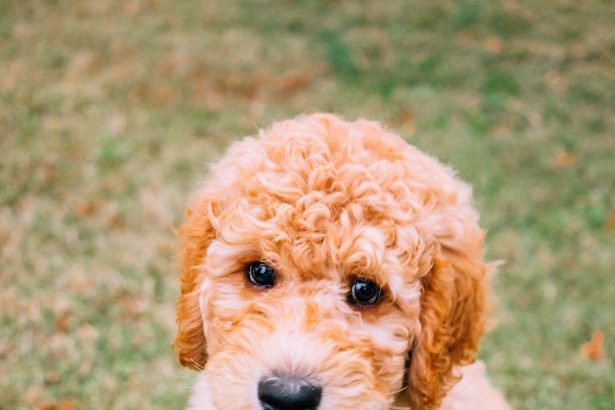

{"left": 1, "top": 0, "right": 614, "bottom": 409}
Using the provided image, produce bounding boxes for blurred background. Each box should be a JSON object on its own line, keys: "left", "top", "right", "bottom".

{"left": 1, "top": 0, "right": 614, "bottom": 409}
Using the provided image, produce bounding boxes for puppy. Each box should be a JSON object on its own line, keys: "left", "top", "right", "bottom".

{"left": 173, "top": 114, "right": 509, "bottom": 410}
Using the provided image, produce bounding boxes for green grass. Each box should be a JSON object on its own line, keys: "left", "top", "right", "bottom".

{"left": 1, "top": 0, "right": 614, "bottom": 408}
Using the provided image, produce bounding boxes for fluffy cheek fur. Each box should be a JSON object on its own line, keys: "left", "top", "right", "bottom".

{"left": 199, "top": 275, "right": 418, "bottom": 410}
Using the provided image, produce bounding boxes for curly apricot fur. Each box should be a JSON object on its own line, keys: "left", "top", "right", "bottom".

{"left": 173, "top": 114, "right": 508, "bottom": 410}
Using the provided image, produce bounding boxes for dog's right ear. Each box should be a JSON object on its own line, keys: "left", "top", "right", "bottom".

{"left": 173, "top": 194, "right": 217, "bottom": 370}
{"left": 407, "top": 227, "right": 488, "bottom": 410}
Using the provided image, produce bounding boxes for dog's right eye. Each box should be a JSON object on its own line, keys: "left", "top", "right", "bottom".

{"left": 348, "top": 277, "right": 383, "bottom": 307}
{"left": 245, "top": 262, "right": 276, "bottom": 288}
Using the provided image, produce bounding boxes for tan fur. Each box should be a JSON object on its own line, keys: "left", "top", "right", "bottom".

{"left": 173, "top": 114, "right": 508, "bottom": 409}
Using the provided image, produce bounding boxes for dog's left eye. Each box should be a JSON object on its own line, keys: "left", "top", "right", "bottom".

{"left": 348, "top": 278, "right": 383, "bottom": 306}
{"left": 245, "top": 262, "right": 276, "bottom": 288}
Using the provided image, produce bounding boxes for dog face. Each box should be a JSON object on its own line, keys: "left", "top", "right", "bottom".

{"left": 174, "top": 114, "right": 487, "bottom": 410}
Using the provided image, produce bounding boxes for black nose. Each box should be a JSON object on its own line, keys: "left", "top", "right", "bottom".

{"left": 258, "top": 375, "right": 322, "bottom": 410}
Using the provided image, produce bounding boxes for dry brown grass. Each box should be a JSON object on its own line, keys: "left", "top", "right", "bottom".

{"left": 1, "top": 1, "right": 614, "bottom": 409}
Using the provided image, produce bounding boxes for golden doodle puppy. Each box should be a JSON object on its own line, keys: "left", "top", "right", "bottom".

{"left": 174, "top": 114, "right": 510, "bottom": 410}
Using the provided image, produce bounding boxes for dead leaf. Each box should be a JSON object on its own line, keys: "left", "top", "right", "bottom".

{"left": 581, "top": 330, "right": 605, "bottom": 361}
{"left": 55, "top": 311, "right": 71, "bottom": 334}
{"left": 390, "top": 108, "right": 415, "bottom": 136}
{"left": 44, "top": 371, "right": 60, "bottom": 385}
{"left": 391, "top": 108, "right": 413, "bottom": 125}
{"left": 75, "top": 201, "right": 97, "bottom": 217}
{"left": 218, "top": 72, "right": 263, "bottom": 100}
{"left": 552, "top": 151, "right": 576, "bottom": 168}
{"left": 485, "top": 37, "right": 503, "bottom": 54}
{"left": 37, "top": 401, "right": 74, "bottom": 410}
{"left": 275, "top": 69, "right": 316, "bottom": 94}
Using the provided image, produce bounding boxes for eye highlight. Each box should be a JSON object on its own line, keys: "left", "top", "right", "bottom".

{"left": 245, "top": 262, "right": 276, "bottom": 288}
{"left": 347, "top": 277, "right": 383, "bottom": 306}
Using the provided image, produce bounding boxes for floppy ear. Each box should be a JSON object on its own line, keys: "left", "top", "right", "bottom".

{"left": 407, "top": 228, "right": 489, "bottom": 410}
{"left": 173, "top": 194, "right": 216, "bottom": 370}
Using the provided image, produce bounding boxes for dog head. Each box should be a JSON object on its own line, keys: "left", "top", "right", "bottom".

{"left": 174, "top": 114, "right": 487, "bottom": 410}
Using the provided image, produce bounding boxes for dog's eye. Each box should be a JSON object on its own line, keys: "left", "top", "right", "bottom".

{"left": 245, "top": 262, "right": 276, "bottom": 288}
{"left": 348, "top": 278, "right": 383, "bottom": 306}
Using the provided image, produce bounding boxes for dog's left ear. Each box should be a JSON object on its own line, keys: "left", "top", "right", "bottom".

{"left": 173, "top": 193, "right": 217, "bottom": 370}
{"left": 407, "top": 224, "right": 489, "bottom": 410}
